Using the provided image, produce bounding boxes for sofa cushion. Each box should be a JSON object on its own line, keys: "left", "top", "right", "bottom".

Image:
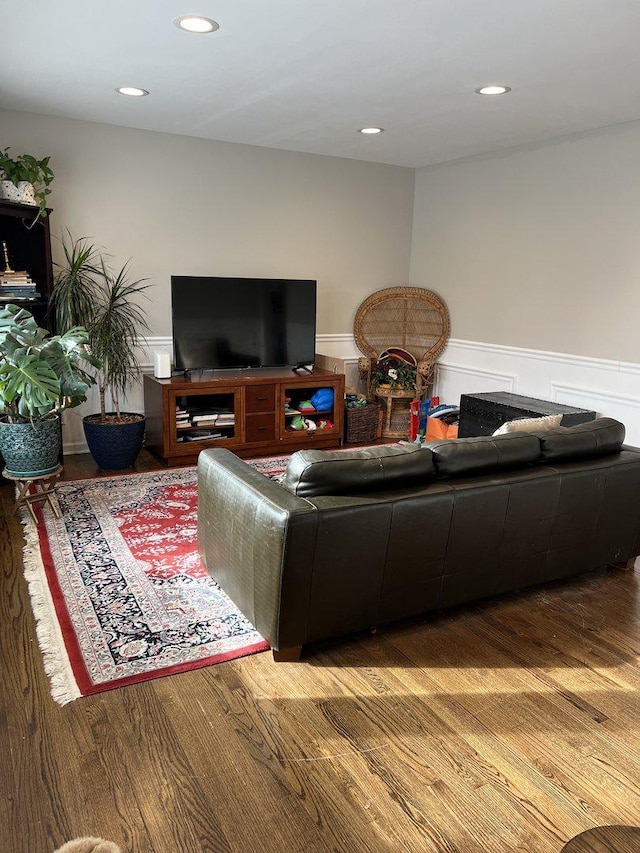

{"left": 537, "top": 417, "right": 625, "bottom": 462}
{"left": 493, "top": 413, "right": 562, "bottom": 435}
{"left": 427, "top": 432, "right": 541, "bottom": 478}
{"left": 282, "top": 444, "right": 435, "bottom": 497}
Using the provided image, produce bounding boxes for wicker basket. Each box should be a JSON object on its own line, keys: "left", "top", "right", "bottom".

{"left": 345, "top": 402, "right": 381, "bottom": 444}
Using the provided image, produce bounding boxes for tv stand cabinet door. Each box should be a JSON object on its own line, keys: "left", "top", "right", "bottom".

{"left": 278, "top": 374, "right": 345, "bottom": 446}
{"left": 168, "top": 386, "right": 241, "bottom": 457}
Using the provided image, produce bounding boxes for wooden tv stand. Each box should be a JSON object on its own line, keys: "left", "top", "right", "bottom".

{"left": 144, "top": 367, "right": 345, "bottom": 465}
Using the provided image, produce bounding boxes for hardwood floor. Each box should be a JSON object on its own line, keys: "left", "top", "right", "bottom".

{"left": 1, "top": 450, "right": 639, "bottom": 852}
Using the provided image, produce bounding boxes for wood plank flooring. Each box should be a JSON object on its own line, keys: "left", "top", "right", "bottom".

{"left": 1, "top": 450, "right": 639, "bottom": 852}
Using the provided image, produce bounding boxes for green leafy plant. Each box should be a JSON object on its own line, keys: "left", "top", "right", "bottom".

{"left": 370, "top": 357, "right": 417, "bottom": 393}
{"left": 0, "top": 303, "right": 99, "bottom": 422}
{"left": 0, "top": 147, "right": 54, "bottom": 224}
{"left": 50, "top": 234, "right": 152, "bottom": 422}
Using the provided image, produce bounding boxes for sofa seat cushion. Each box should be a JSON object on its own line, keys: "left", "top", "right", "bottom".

{"left": 282, "top": 444, "right": 435, "bottom": 497}
{"left": 427, "top": 432, "right": 541, "bottom": 478}
{"left": 537, "top": 417, "right": 625, "bottom": 462}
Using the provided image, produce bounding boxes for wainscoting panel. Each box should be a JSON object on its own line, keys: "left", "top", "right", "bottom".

{"left": 436, "top": 363, "right": 517, "bottom": 395}
{"left": 437, "top": 340, "right": 640, "bottom": 445}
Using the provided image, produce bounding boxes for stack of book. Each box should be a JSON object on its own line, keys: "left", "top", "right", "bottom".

{"left": 175, "top": 405, "right": 235, "bottom": 441}
{"left": 0, "top": 241, "right": 41, "bottom": 302}
{"left": 194, "top": 412, "right": 235, "bottom": 428}
{"left": 175, "top": 407, "right": 192, "bottom": 430}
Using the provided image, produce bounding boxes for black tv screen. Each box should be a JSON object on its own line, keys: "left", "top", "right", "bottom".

{"left": 171, "top": 276, "right": 317, "bottom": 371}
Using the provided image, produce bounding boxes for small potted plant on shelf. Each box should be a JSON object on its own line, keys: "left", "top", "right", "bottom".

{"left": 0, "top": 148, "right": 54, "bottom": 226}
{"left": 0, "top": 303, "right": 98, "bottom": 477}
{"left": 50, "top": 234, "right": 152, "bottom": 470}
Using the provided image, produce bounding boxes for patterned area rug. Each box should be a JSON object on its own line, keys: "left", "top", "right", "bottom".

{"left": 22, "top": 455, "right": 290, "bottom": 704}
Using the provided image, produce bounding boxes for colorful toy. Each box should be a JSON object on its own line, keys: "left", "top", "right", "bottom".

{"left": 288, "top": 415, "right": 307, "bottom": 430}
{"left": 408, "top": 397, "right": 420, "bottom": 442}
{"left": 310, "top": 387, "right": 334, "bottom": 411}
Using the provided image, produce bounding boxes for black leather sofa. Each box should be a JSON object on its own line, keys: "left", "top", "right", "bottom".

{"left": 197, "top": 417, "right": 640, "bottom": 660}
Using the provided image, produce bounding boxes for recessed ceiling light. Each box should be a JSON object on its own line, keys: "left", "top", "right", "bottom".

{"left": 116, "top": 86, "right": 149, "bottom": 97}
{"left": 358, "top": 127, "right": 385, "bottom": 135}
{"left": 475, "top": 85, "right": 511, "bottom": 96}
{"left": 174, "top": 15, "right": 219, "bottom": 33}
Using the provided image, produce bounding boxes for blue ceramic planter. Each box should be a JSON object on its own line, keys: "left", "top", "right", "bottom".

{"left": 0, "top": 417, "right": 61, "bottom": 477}
{"left": 83, "top": 413, "right": 145, "bottom": 470}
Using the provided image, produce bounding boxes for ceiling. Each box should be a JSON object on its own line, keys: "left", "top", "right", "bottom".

{"left": 3, "top": 0, "right": 640, "bottom": 169}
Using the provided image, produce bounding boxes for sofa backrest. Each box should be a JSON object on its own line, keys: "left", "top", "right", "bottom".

{"left": 281, "top": 417, "right": 626, "bottom": 496}
{"left": 282, "top": 444, "right": 435, "bottom": 497}
{"left": 535, "top": 417, "right": 625, "bottom": 461}
{"left": 427, "top": 416, "right": 625, "bottom": 476}
{"left": 426, "top": 432, "right": 541, "bottom": 477}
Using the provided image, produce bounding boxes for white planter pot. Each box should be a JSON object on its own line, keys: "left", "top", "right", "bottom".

{"left": 0, "top": 180, "right": 36, "bottom": 206}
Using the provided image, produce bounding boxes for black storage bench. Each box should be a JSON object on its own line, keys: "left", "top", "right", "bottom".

{"left": 458, "top": 391, "right": 597, "bottom": 438}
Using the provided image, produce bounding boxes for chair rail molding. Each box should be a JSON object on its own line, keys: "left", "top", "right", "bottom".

{"left": 551, "top": 382, "right": 640, "bottom": 411}
{"left": 314, "top": 333, "right": 362, "bottom": 359}
{"left": 436, "top": 362, "right": 517, "bottom": 393}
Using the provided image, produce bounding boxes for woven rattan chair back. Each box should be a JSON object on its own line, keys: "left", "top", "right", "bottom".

{"left": 353, "top": 286, "right": 449, "bottom": 363}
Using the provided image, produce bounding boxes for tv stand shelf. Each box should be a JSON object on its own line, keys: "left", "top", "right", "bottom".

{"left": 144, "top": 367, "right": 345, "bottom": 465}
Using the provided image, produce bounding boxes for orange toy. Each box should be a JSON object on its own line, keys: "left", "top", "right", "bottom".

{"left": 425, "top": 417, "right": 458, "bottom": 441}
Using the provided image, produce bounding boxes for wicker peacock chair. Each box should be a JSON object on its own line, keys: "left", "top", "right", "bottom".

{"left": 354, "top": 286, "right": 450, "bottom": 397}
{"left": 353, "top": 286, "right": 450, "bottom": 436}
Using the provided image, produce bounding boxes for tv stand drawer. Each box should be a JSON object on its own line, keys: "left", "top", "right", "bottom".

{"left": 246, "top": 384, "right": 276, "bottom": 413}
{"left": 245, "top": 413, "right": 276, "bottom": 442}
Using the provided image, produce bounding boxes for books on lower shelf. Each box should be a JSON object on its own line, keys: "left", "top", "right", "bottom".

{"left": 179, "top": 432, "right": 224, "bottom": 442}
{"left": 192, "top": 414, "right": 235, "bottom": 425}
{"left": 175, "top": 405, "right": 235, "bottom": 428}
{"left": 0, "top": 289, "right": 42, "bottom": 301}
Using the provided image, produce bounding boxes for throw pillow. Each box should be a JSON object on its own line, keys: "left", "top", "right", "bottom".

{"left": 493, "top": 413, "right": 562, "bottom": 435}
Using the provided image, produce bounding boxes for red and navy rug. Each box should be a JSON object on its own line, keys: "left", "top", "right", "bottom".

{"left": 24, "top": 456, "right": 289, "bottom": 703}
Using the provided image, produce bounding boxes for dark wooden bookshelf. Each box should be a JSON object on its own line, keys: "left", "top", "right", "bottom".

{"left": 0, "top": 199, "right": 54, "bottom": 330}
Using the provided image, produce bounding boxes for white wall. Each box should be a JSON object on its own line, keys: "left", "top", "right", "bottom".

{"left": 410, "top": 122, "right": 640, "bottom": 364}
{"left": 410, "top": 123, "right": 640, "bottom": 443}
{"left": 1, "top": 109, "right": 415, "bottom": 337}
{"left": 2, "top": 108, "right": 415, "bottom": 452}
{"left": 7, "top": 109, "right": 640, "bottom": 451}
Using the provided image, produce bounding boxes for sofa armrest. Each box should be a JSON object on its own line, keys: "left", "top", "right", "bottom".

{"left": 197, "top": 448, "right": 318, "bottom": 650}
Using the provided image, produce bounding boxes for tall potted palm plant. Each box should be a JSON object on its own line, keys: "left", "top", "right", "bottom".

{"left": 50, "top": 235, "right": 152, "bottom": 470}
{"left": 0, "top": 304, "right": 98, "bottom": 476}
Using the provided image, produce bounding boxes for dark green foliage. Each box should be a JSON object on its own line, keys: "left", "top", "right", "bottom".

{"left": 0, "top": 304, "right": 98, "bottom": 422}
{"left": 50, "top": 234, "right": 152, "bottom": 421}
{"left": 0, "top": 147, "right": 54, "bottom": 224}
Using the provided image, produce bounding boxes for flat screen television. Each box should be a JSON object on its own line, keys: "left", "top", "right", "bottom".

{"left": 171, "top": 276, "right": 317, "bottom": 371}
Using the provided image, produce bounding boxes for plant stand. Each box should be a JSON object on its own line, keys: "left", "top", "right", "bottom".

{"left": 4, "top": 465, "right": 62, "bottom": 523}
{"left": 375, "top": 388, "right": 416, "bottom": 438}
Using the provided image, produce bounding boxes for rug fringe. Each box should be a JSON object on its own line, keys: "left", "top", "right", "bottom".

{"left": 20, "top": 512, "right": 81, "bottom": 706}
